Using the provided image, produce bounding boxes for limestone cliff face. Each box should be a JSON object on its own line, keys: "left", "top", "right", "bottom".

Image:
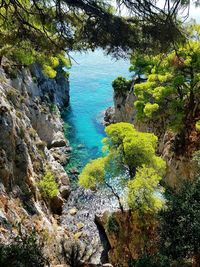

{"left": 0, "top": 57, "right": 71, "bottom": 263}
{"left": 113, "top": 89, "right": 136, "bottom": 124}
{"left": 104, "top": 89, "right": 136, "bottom": 126}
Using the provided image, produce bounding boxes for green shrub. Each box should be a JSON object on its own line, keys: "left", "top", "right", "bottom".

{"left": 159, "top": 178, "right": 200, "bottom": 263}
{"left": 0, "top": 226, "right": 49, "bottom": 267}
{"left": 38, "top": 170, "right": 59, "bottom": 199}
{"left": 32, "top": 76, "right": 37, "bottom": 83}
{"left": 42, "top": 64, "right": 57, "bottom": 79}
{"left": 29, "top": 127, "right": 37, "bottom": 139}
{"left": 112, "top": 76, "right": 132, "bottom": 93}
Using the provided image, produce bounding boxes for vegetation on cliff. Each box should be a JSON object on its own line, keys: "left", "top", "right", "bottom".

{"left": 79, "top": 122, "right": 165, "bottom": 212}
{"left": 112, "top": 23, "right": 200, "bottom": 156}
{"left": 1, "top": 0, "right": 200, "bottom": 266}
{"left": 94, "top": 23, "right": 200, "bottom": 266}
{"left": 78, "top": 19, "right": 200, "bottom": 267}
{"left": 38, "top": 169, "right": 59, "bottom": 199}
{"left": 0, "top": 226, "right": 49, "bottom": 267}
{"left": 0, "top": 0, "right": 191, "bottom": 71}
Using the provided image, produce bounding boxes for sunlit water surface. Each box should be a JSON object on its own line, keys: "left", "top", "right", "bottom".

{"left": 62, "top": 50, "right": 130, "bottom": 170}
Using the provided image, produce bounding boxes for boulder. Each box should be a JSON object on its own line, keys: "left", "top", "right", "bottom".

{"left": 60, "top": 174, "right": 70, "bottom": 186}
{"left": 104, "top": 107, "right": 115, "bottom": 126}
{"left": 77, "top": 222, "right": 84, "bottom": 230}
{"left": 49, "top": 132, "right": 67, "bottom": 148}
{"left": 69, "top": 208, "right": 77, "bottom": 216}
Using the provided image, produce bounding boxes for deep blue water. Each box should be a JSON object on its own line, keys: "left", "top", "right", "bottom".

{"left": 63, "top": 50, "right": 130, "bottom": 169}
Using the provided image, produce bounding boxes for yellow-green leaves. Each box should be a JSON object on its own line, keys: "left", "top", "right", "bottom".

{"left": 78, "top": 157, "right": 106, "bottom": 190}
{"left": 143, "top": 103, "right": 159, "bottom": 118}
{"left": 123, "top": 131, "right": 158, "bottom": 168}
{"left": 38, "top": 170, "right": 59, "bottom": 199}
{"left": 104, "top": 122, "right": 135, "bottom": 147}
{"left": 0, "top": 0, "right": 72, "bottom": 79}
{"left": 128, "top": 166, "right": 164, "bottom": 213}
{"left": 40, "top": 53, "right": 71, "bottom": 79}
{"left": 196, "top": 120, "right": 200, "bottom": 131}
{"left": 49, "top": 56, "right": 60, "bottom": 68}
{"left": 104, "top": 122, "right": 164, "bottom": 173}
{"left": 79, "top": 122, "right": 166, "bottom": 213}
{"left": 42, "top": 65, "right": 57, "bottom": 79}
{"left": 127, "top": 23, "right": 200, "bottom": 132}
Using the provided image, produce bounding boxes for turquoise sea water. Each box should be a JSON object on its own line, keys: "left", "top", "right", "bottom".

{"left": 63, "top": 50, "right": 130, "bottom": 169}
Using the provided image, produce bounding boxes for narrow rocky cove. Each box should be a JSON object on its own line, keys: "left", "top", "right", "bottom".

{"left": 0, "top": 50, "right": 130, "bottom": 266}
{"left": 1, "top": 3, "right": 200, "bottom": 266}
{"left": 60, "top": 50, "right": 130, "bottom": 264}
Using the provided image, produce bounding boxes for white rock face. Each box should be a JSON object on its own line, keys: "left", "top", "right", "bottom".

{"left": 113, "top": 89, "right": 137, "bottom": 124}
{"left": 0, "top": 58, "right": 71, "bottom": 263}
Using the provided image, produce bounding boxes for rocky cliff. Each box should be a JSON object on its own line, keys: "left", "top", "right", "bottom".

{"left": 96, "top": 210, "right": 158, "bottom": 267}
{"left": 0, "top": 57, "right": 71, "bottom": 264}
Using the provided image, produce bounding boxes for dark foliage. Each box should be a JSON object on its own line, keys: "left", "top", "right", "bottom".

{"left": 159, "top": 179, "right": 200, "bottom": 263}
{"left": 0, "top": 226, "right": 49, "bottom": 267}
{"left": 0, "top": 0, "right": 188, "bottom": 59}
{"left": 129, "top": 253, "right": 170, "bottom": 267}
{"left": 61, "top": 240, "right": 97, "bottom": 267}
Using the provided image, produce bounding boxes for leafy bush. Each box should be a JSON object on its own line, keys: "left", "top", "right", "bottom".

{"left": 159, "top": 178, "right": 200, "bottom": 263}
{"left": 128, "top": 166, "right": 164, "bottom": 213}
{"left": 0, "top": 226, "right": 49, "bottom": 267}
{"left": 78, "top": 157, "right": 106, "bottom": 190}
{"left": 112, "top": 76, "right": 132, "bottom": 94}
{"left": 7, "top": 88, "right": 19, "bottom": 106}
{"left": 42, "top": 64, "right": 57, "bottom": 79}
{"left": 49, "top": 104, "right": 58, "bottom": 114}
{"left": 38, "top": 170, "right": 59, "bottom": 199}
{"left": 143, "top": 103, "right": 159, "bottom": 118}
{"left": 79, "top": 122, "right": 165, "bottom": 212}
{"left": 129, "top": 24, "right": 200, "bottom": 134}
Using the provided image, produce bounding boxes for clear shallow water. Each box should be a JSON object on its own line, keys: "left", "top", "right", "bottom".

{"left": 62, "top": 50, "right": 130, "bottom": 169}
